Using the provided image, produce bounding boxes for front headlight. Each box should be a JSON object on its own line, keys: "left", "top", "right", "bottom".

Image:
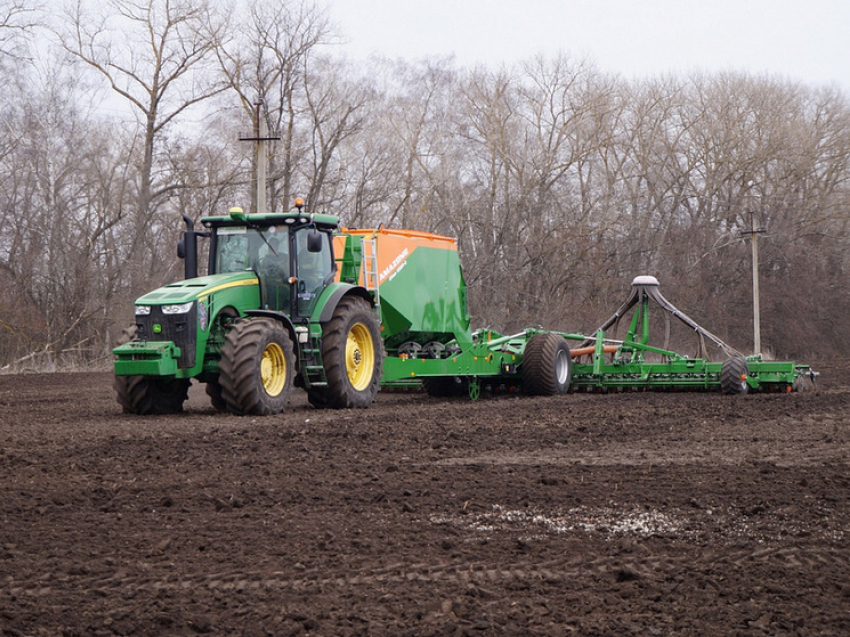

{"left": 161, "top": 302, "right": 194, "bottom": 314}
{"left": 135, "top": 305, "right": 152, "bottom": 316}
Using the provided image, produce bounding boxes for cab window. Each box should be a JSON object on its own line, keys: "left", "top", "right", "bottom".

{"left": 295, "top": 229, "right": 332, "bottom": 316}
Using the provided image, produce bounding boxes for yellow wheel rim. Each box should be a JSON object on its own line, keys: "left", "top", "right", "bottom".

{"left": 260, "top": 342, "right": 287, "bottom": 396}
{"left": 346, "top": 323, "right": 375, "bottom": 391}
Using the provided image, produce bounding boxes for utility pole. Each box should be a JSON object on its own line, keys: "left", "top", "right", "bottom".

{"left": 741, "top": 195, "right": 766, "bottom": 357}
{"left": 750, "top": 210, "right": 763, "bottom": 356}
{"left": 239, "top": 99, "right": 280, "bottom": 214}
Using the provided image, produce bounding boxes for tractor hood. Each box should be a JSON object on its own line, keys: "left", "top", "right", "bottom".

{"left": 135, "top": 271, "right": 259, "bottom": 307}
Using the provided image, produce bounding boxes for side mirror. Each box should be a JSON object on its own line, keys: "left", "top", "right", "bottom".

{"left": 307, "top": 229, "right": 323, "bottom": 253}
{"left": 177, "top": 238, "right": 186, "bottom": 259}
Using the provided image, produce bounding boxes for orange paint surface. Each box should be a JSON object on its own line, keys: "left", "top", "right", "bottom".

{"left": 334, "top": 228, "right": 457, "bottom": 285}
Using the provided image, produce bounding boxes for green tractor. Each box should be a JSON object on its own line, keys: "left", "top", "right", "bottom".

{"left": 113, "top": 202, "right": 383, "bottom": 415}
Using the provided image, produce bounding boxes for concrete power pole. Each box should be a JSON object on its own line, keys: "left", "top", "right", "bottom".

{"left": 239, "top": 99, "right": 280, "bottom": 215}
{"left": 750, "top": 210, "right": 762, "bottom": 356}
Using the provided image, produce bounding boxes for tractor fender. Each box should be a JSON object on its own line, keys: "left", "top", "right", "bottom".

{"left": 318, "top": 284, "right": 374, "bottom": 324}
{"left": 243, "top": 309, "right": 301, "bottom": 369}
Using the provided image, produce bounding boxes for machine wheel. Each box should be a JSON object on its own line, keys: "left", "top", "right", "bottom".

{"left": 113, "top": 326, "right": 190, "bottom": 414}
{"left": 205, "top": 379, "right": 227, "bottom": 411}
{"left": 422, "top": 376, "right": 468, "bottom": 397}
{"left": 114, "top": 375, "right": 191, "bottom": 415}
{"left": 793, "top": 373, "right": 816, "bottom": 392}
{"left": 522, "top": 333, "right": 572, "bottom": 395}
{"left": 219, "top": 317, "right": 295, "bottom": 415}
{"left": 721, "top": 357, "right": 750, "bottom": 394}
{"left": 321, "top": 296, "right": 383, "bottom": 408}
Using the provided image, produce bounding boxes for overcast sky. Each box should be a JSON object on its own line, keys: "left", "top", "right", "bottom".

{"left": 327, "top": 0, "right": 850, "bottom": 93}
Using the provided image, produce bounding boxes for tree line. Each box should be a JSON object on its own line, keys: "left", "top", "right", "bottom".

{"left": 0, "top": 0, "right": 848, "bottom": 371}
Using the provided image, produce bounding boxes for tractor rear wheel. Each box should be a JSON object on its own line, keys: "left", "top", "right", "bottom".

{"left": 522, "top": 333, "right": 572, "bottom": 395}
{"left": 219, "top": 317, "right": 295, "bottom": 415}
{"left": 113, "top": 326, "right": 190, "bottom": 414}
{"left": 320, "top": 296, "right": 383, "bottom": 408}
{"left": 721, "top": 357, "right": 749, "bottom": 394}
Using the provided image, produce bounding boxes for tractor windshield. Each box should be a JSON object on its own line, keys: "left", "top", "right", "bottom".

{"left": 215, "top": 226, "right": 289, "bottom": 278}
{"left": 214, "top": 224, "right": 332, "bottom": 315}
{"left": 215, "top": 225, "right": 291, "bottom": 311}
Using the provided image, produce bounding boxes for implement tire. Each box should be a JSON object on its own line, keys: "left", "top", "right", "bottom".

{"left": 113, "top": 326, "right": 190, "bottom": 414}
{"left": 522, "top": 333, "right": 572, "bottom": 396}
{"left": 321, "top": 296, "right": 383, "bottom": 409}
{"left": 793, "top": 373, "right": 816, "bottom": 393}
{"left": 721, "top": 357, "right": 750, "bottom": 395}
{"left": 219, "top": 317, "right": 295, "bottom": 415}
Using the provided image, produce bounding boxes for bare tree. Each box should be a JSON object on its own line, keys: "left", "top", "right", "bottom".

{"left": 0, "top": 0, "right": 42, "bottom": 58}
{"left": 329, "top": 63, "right": 406, "bottom": 228}
{"left": 57, "top": 0, "right": 227, "bottom": 293}
{"left": 0, "top": 46, "right": 134, "bottom": 368}
{"left": 213, "top": 0, "right": 332, "bottom": 212}
{"left": 300, "top": 54, "right": 369, "bottom": 211}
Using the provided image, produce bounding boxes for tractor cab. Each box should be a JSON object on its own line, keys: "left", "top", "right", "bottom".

{"left": 205, "top": 207, "right": 335, "bottom": 321}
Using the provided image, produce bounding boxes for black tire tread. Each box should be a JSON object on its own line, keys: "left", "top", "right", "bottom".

{"left": 205, "top": 379, "right": 227, "bottom": 411}
{"left": 522, "top": 333, "right": 572, "bottom": 396}
{"left": 113, "top": 325, "right": 190, "bottom": 414}
{"left": 721, "top": 357, "right": 749, "bottom": 395}
{"left": 321, "top": 296, "right": 383, "bottom": 409}
{"left": 219, "top": 317, "right": 294, "bottom": 415}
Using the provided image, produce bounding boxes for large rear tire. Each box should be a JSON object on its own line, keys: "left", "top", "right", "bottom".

{"left": 219, "top": 317, "right": 295, "bottom": 415}
{"left": 522, "top": 333, "right": 572, "bottom": 395}
{"left": 113, "top": 326, "right": 190, "bottom": 414}
{"left": 320, "top": 296, "right": 383, "bottom": 409}
{"left": 721, "top": 357, "right": 750, "bottom": 394}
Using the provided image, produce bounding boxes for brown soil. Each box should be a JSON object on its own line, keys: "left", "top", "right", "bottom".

{"left": 1, "top": 361, "right": 849, "bottom": 636}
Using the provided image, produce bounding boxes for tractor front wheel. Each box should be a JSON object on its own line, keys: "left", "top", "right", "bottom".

{"left": 113, "top": 326, "right": 190, "bottom": 414}
{"left": 219, "top": 317, "right": 295, "bottom": 415}
{"left": 320, "top": 296, "right": 383, "bottom": 408}
{"left": 522, "top": 333, "right": 572, "bottom": 395}
{"left": 114, "top": 375, "right": 191, "bottom": 415}
{"left": 205, "top": 379, "right": 227, "bottom": 411}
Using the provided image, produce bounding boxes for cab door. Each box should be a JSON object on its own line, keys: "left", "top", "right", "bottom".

{"left": 293, "top": 228, "right": 333, "bottom": 318}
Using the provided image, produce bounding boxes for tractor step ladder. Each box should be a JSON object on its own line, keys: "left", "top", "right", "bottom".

{"left": 361, "top": 236, "right": 380, "bottom": 310}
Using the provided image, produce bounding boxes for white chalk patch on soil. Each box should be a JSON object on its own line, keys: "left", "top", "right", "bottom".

{"left": 431, "top": 503, "right": 692, "bottom": 540}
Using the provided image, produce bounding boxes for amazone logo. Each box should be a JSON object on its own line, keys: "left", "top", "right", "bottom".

{"left": 380, "top": 248, "right": 409, "bottom": 282}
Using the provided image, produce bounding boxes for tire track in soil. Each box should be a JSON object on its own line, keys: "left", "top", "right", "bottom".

{"left": 6, "top": 545, "right": 845, "bottom": 598}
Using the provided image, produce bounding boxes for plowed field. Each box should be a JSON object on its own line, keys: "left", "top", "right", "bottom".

{"left": 1, "top": 361, "right": 848, "bottom": 635}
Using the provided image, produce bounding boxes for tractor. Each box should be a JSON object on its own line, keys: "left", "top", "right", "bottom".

{"left": 114, "top": 201, "right": 384, "bottom": 414}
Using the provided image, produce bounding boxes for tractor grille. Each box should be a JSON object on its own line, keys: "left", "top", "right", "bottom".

{"left": 135, "top": 305, "right": 197, "bottom": 369}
